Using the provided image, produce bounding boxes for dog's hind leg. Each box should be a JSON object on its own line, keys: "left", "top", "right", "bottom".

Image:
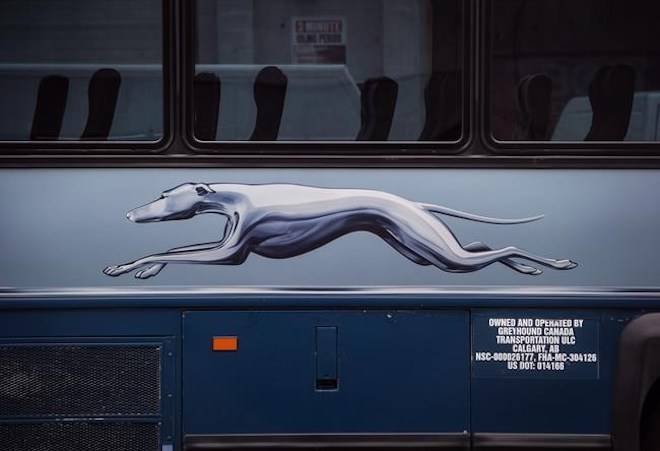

{"left": 435, "top": 245, "right": 577, "bottom": 271}
{"left": 380, "top": 233, "right": 432, "bottom": 266}
{"left": 463, "top": 242, "right": 541, "bottom": 275}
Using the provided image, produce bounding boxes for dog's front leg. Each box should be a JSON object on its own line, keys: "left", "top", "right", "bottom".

{"left": 133, "top": 263, "right": 166, "bottom": 279}
{"left": 131, "top": 241, "right": 227, "bottom": 279}
{"left": 103, "top": 242, "right": 241, "bottom": 278}
{"left": 103, "top": 258, "right": 156, "bottom": 277}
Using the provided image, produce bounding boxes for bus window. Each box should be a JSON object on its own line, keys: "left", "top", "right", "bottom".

{"left": 0, "top": 0, "right": 164, "bottom": 142}
{"left": 192, "top": 0, "right": 463, "bottom": 143}
{"left": 489, "top": 0, "right": 660, "bottom": 143}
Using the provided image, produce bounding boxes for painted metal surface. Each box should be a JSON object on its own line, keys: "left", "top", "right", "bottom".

{"left": 0, "top": 168, "right": 658, "bottom": 446}
{"left": 1, "top": 168, "right": 657, "bottom": 289}
{"left": 471, "top": 309, "right": 631, "bottom": 434}
{"left": 182, "top": 310, "right": 470, "bottom": 434}
{"left": 0, "top": 299, "right": 643, "bottom": 442}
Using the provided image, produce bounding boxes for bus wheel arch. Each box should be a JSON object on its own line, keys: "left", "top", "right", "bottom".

{"left": 640, "top": 378, "right": 660, "bottom": 451}
{"left": 613, "top": 313, "right": 660, "bottom": 451}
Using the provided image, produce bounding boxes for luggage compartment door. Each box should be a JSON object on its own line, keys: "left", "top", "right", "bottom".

{"left": 182, "top": 310, "right": 469, "bottom": 435}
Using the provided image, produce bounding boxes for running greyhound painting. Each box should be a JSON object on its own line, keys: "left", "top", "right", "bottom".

{"left": 103, "top": 183, "right": 578, "bottom": 279}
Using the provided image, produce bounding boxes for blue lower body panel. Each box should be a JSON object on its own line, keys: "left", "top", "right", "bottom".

{"left": 0, "top": 298, "right": 642, "bottom": 450}
{"left": 471, "top": 309, "right": 630, "bottom": 434}
{"left": 182, "top": 310, "right": 469, "bottom": 434}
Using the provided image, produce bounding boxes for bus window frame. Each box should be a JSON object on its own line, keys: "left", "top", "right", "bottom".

{"left": 6, "top": 0, "right": 660, "bottom": 166}
{"left": 181, "top": 0, "right": 472, "bottom": 156}
{"left": 481, "top": 0, "right": 660, "bottom": 156}
{"left": 0, "top": 0, "right": 174, "bottom": 154}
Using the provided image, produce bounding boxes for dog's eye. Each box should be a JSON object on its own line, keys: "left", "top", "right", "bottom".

{"left": 196, "top": 186, "right": 208, "bottom": 196}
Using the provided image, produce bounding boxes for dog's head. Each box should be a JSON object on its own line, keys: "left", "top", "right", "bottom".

{"left": 126, "top": 183, "right": 216, "bottom": 223}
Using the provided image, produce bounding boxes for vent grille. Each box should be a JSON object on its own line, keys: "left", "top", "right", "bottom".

{"left": 0, "top": 421, "right": 160, "bottom": 451}
{"left": 0, "top": 344, "right": 161, "bottom": 417}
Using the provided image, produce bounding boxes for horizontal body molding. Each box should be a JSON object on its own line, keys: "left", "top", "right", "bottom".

{"left": 2, "top": 287, "right": 660, "bottom": 310}
{"left": 472, "top": 433, "right": 611, "bottom": 449}
{"left": 183, "top": 433, "right": 611, "bottom": 450}
{"left": 184, "top": 434, "right": 470, "bottom": 450}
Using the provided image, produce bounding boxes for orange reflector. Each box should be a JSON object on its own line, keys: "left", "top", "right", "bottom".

{"left": 212, "top": 336, "right": 238, "bottom": 351}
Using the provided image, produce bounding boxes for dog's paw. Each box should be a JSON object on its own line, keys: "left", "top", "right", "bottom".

{"left": 519, "top": 265, "right": 543, "bottom": 275}
{"left": 103, "top": 264, "right": 132, "bottom": 277}
{"left": 557, "top": 259, "right": 578, "bottom": 270}
{"left": 135, "top": 264, "right": 165, "bottom": 280}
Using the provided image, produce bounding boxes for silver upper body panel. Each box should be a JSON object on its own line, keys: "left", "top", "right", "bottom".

{"left": 0, "top": 168, "right": 657, "bottom": 293}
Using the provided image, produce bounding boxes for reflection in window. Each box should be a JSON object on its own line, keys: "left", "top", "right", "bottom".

{"left": 490, "top": 0, "right": 660, "bottom": 142}
{"left": 0, "top": 0, "right": 163, "bottom": 142}
{"left": 194, "top": 0, "right": 462, "bottom": 142}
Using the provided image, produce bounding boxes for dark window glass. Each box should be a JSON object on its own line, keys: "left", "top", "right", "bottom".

{"left": 489, "top": 0, "right": 660, "bottom": 143}
{"left": 193, "top": 0, "right": 463, "bottom": 143}
{"left": 0, "top": 0, "right": 163, "bottom": 142}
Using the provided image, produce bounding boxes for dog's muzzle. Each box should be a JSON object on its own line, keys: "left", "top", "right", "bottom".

{"left": 126, "top": 203, "right": 162, "bottom": 223}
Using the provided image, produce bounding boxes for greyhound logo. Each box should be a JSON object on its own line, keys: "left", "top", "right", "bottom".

{"left": 103, "top": 183, "right": 577, "bottom": 279}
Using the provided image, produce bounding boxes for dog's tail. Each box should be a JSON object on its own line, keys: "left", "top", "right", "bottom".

{"left": 418, "top": 203, "right": 544, "bottom": 224}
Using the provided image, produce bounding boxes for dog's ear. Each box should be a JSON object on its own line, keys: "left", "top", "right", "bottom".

{"left": 194, "top": 183, "right": 215, "bottom": 196}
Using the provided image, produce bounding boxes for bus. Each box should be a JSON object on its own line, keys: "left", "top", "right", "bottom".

{"left": 1, "top": 1, "right": 659, "bottom": 450}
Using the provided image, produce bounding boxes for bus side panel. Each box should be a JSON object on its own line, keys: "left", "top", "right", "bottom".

{"left": 471, "top": 309, "right": 633, "bottom": 434}
{"left": 2, "top": 169, "right": 660, "bottom": 290}
{"left": 0, "top": 308, "right": 180, "bottom": 451}
{"left": 182, "top": 309, "right": 469, "bottom": 435}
